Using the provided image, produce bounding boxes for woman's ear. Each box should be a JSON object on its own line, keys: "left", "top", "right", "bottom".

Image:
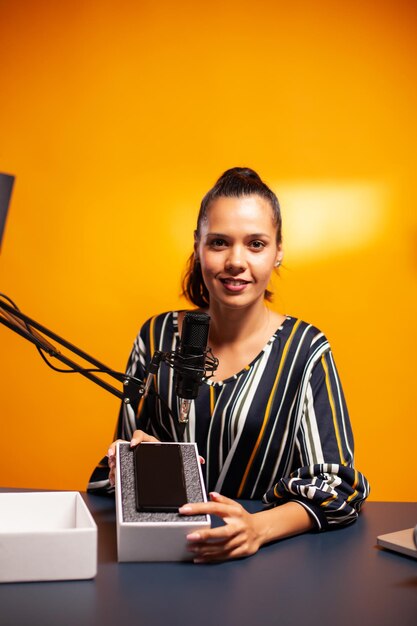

{"left": 193, "top": 230, "right": 199, "bottom": 260}
{"left": 275, "top": 244, "right": 284, "bottom": 267}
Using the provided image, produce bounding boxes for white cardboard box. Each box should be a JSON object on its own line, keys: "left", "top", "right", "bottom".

{"left": 116, "top": 442, "right": 211, "bottom": 562}
{"left": 0, "top": 491, "right": 97, "bottom": 583}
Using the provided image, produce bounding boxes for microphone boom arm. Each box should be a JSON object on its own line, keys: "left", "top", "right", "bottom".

{"left": 0, "top": 297, "right": 144, "bottom": 402}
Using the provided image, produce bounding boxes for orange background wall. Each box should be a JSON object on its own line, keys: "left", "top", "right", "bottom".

{"left": 0, "top": 1, "right": 416, "bottom": 501}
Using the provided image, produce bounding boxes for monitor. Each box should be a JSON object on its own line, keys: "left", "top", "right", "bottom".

{"left": 0, "top": 173, "right": 15, "bottom": 250}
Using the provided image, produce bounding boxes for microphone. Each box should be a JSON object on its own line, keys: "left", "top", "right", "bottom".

{"left": 174, "top": 311, "right": 211, "bottom": 423}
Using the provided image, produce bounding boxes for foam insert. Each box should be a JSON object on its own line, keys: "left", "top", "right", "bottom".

{"left": 119, "top": 443, "right": 207, "bottom": 523}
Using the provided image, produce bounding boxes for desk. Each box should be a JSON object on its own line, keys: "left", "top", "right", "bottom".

{"left": 0, "top": 494, "right": 416, "bottom": 626}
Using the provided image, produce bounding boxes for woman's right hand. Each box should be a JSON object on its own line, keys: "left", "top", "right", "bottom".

{"left": 107, "top": 429, "right": 160, "bottom": 486}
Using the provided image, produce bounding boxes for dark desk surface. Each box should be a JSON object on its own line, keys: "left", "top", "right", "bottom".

{"left": 0, "top": 494, "right": 416, "bottom": 626}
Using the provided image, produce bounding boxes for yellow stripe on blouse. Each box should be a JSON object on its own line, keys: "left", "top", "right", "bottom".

{"left": 321, "top": 354, "right": 346, "bottom": 466}
{"left": 209, "top": 385, "right": 215, "bottom": 416}
{"left": 237, "top": 319, "right": 302, "bottom": 497}
{"left": 346, "top": 469, "right": 359, "bottom": 503}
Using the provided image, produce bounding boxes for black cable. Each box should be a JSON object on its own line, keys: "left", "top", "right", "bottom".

{"left": 0, "top": 292, "right": 20, "bottom": 309}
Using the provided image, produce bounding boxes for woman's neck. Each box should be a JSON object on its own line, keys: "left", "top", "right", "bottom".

{"left": 207, "top": 300, "right": 274, "bottom": 346}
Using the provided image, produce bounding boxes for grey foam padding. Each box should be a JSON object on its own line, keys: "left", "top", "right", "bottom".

{"left": 119, "top": 443, "right": 207, "bottom": 523}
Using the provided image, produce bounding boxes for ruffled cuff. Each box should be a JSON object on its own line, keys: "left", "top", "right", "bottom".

{"left": 262, "top": 463, "right": 370, "bottom": 530}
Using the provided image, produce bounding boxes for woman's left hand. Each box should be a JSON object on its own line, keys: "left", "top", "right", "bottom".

{"left": 179, "top": 492, "right": 263, "bottom": 563}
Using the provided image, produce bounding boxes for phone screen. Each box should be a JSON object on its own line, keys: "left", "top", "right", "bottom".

{"left": 133, "top": 443, "right": 187, "bottom": 512}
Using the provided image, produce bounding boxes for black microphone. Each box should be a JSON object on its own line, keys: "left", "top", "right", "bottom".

{"left": 174, "top": 311, "right": 211, "bottom": 423}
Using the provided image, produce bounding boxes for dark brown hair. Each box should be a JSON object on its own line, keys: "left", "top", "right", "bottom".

{"left": 182, "top": 167, "right": 282, "bottom": 307}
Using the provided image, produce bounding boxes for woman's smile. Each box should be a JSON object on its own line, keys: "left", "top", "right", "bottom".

{"left": 219, "top": 277, "right": 251, "bottom": 293}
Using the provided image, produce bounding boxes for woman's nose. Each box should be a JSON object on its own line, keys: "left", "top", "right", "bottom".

{"left": 225, "top": 245, "right": 246, "bottom": 272}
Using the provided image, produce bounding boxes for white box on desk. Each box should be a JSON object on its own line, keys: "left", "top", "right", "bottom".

{"left": 115, "top": 442, "right": 211, "bottom": 562}
{"left": 0, "top": 491, "right": 97, "bottom": 583}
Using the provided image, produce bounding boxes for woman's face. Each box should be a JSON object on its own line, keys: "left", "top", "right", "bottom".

{"left": 195, "top": 194, "right": 282, "bottom": 311}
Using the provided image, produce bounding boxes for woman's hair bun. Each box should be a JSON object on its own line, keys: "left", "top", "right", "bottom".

{"left": 216, "top": 167, "right": 262, "bottom": 184}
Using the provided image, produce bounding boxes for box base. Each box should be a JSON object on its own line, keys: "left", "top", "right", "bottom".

{"left": 116, "top": 442, "right": 210, "bottom": 562}
{"left": 0, "top": 491, "right": 97, "bottom": 583}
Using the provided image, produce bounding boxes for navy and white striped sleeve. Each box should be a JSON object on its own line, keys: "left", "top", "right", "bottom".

{"left": 263, "top": 346, "right": 370, "bottom": 529}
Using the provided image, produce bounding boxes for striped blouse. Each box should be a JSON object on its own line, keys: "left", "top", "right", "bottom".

{"left": 88, "top": 311, "right": 370, "bottom": 530}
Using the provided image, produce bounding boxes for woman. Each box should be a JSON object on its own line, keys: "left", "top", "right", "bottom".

{"left": 88, "top": 167, "right": 369, "bottom": 562}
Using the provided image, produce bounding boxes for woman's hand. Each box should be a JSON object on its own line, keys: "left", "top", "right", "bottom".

{"left": 180, "top": 494, "right": 314, "bottom": 562}
{"left": 179, "top": 492, "right": 263, "bottom": 563}
{"left": 107, "top": 429, "right": 159, "bottom": 486}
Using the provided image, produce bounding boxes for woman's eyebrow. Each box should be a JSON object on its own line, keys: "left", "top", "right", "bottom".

{"left": 205, "top": 232, "right": 271, "bottom": 238}
{"left": 247, "top": 233, "right": 271, "bottom": 238}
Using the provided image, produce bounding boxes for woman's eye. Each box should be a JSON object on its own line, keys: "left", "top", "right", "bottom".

{"left": 210, "top": 239, "right": 227, "bottom": 248}
{"left": 250, "top": 240, "right": 265, "bottom": 250}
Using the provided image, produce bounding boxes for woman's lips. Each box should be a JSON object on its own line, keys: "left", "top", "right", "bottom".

{"left": 219, "top": 278, "right": 250, "bottom": 293}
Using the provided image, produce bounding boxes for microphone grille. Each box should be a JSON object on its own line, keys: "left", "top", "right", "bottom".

{"left": 181, "top": 311, "right": 210, "bottom": 348}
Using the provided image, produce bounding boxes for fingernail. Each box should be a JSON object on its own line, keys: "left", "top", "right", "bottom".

{"left": 186, "top": 532, "right": 201, "bottom": 541}
{"left": 178, "top": 505, "right": 193, "bottom": 513}
{"left": 130, "top": 439, "right": 138, "bottom": 448}
{"left": 210, "top": 491, "right": 220, "bottom": 498}
{"left": 107, "top": 448, "right": 114, "bottom": 458}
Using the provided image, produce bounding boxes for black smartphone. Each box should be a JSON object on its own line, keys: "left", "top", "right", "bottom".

{"left": 133, "top": 443, "right": 187, "bottom": 512}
